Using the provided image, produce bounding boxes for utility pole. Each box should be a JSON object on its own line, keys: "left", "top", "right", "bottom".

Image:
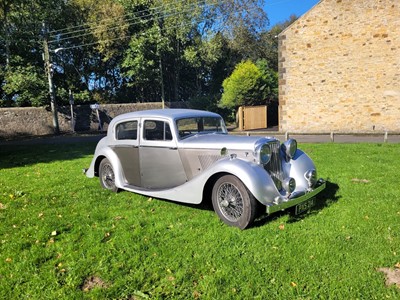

{"left": 158, "top": 21, "right": 165, "bottom": 109}
{"left": 159, "top": 53, "right": 165, "bottom": 109}
{"left": 42, "top": 22, "right": 60, "bottom": 134}
{"left": 69, "top": 90, "right": 75, "bottom": 132}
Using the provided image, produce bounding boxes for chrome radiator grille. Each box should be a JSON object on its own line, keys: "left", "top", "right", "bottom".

{"left": 265, "top": 141, "right": 284, "bottom": 185}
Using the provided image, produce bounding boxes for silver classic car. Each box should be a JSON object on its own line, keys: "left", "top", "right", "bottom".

{"left": 85, "top": 109, "right": 325, "bottom": 229}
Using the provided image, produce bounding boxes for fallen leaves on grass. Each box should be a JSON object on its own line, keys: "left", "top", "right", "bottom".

{"left": 130, "top": 290, "right": 149, "bottom": 299}
{"left": 8, "top": 190, "right": 25, "bottom": 199}
{"left": 55, "top": 262, "right": 66, "bottom": 274}
{"left": 193, "top": 290, "right": 201, "bottom": 299}
{"left": 81, "top": 276, "right": 110, "bottom": 292}
{"left": 0, "top": 203, "right": 6, "bottom": 209}
{"left": 351, "top": 178, "right": 370, "bottom": 183}
{"left": 279, "top": 224, "right": 285, "bottom": 230}
{"left": 101, "top": 232, "right": 112, "bottom": 243}
{"left": 377, "top": 264, "right": 400, "bottom": 288}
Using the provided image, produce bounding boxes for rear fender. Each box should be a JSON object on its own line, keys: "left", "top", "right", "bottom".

{"left": 86, "top": 146, "right": 126, "bottom": 189}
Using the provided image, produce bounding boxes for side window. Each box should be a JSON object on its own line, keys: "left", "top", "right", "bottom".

{"left": 144, "top": 120, "right": 172, "bottom": 141}
{"left": 116, "top": 121, "right": 138, "bottom": 140}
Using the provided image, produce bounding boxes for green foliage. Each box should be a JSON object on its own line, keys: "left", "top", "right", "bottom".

{"left": 72, "top": 90, "right": 91, "bottom": 104}
{"left": 220, "top": 60, "right": 262, "bottom": 109}
{"left": 0, "top": 142, "right": 400, "bottom": 299}
{"left": 259, "top": 15, "right": 298, "bottom": 71}
{"left": 0, "top": 0, "right": 294, "bottom": 107}
{"left": 123, "top": 25, "right": 161, "bottom": 84}
{"left": 257, "top": 59, "right": 279, "bottom": 103}
{"left": 56, "top": 88, "right": 91, "bottom": 105}
{"left": 85, "top": 0, "right": 129, "bottom": 62}
{"left": 3, "top": 63, "right": 48, "bottom": 107}
{"left": 220, "top": 60, "right": 278, "bottom": 109}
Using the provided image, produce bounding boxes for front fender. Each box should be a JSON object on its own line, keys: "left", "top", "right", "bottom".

{"left": 282, "top": 149, "right": 317, "bottom": 191}
{"left": 206, "top": 157, "right": 281, "bottom": 205}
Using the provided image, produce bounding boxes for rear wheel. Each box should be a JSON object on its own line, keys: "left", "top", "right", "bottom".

{"left": 99, "top": 158, "right": 118, "bottom": 192}
{"left": 212, "top": 175, "right": 258, "bottom": 229}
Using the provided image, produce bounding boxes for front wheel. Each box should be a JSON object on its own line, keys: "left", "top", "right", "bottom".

{"left": 211, "top": 175, "right": 258, "bottom": 229}
{"left": 99, "top": 158, "right": 118, "bottom": 192}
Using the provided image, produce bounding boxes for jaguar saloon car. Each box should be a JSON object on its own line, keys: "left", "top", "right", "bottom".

{"left": 85, "top": 109, "right": 325, "bottom": 229}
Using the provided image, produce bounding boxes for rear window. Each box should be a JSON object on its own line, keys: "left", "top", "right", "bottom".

{"left": 115, "top": 121, "right": 138, "bottom": 140}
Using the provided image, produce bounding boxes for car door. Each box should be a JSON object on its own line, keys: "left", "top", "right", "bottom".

{"left": 139, "top": 118, "right": 187, "bottom": 189}
{"left": 112, "top": 118, "right": 141, "bottom": 186}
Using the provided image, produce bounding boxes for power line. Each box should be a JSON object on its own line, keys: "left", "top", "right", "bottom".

{"left": 49, "top": 0, "right": 213, "bottom": 44}
{"left": 49, "top": 0, "right": 207, "bottom": 37}
{"left": 54, "top": 4, "right": 262, "bottom": 52}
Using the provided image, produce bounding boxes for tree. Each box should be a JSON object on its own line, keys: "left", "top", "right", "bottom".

{"left": 121, "top": 0, "right": 269, "bottom": 103}
{"left": 122, "top": 24, "right": 164, "bottom": 102}
{"left": 3, "top": 60, "right": 47, "bottom": 106}
{"left": 0, "top": 0, "right": 81, "bottom": 106}
{"left": 256, "top": 59, "right": 278, "bottom": 103}
{"left": 0, "top": 0, "right": 276, "bottom": 108}
{"left": 219, "top": 60, "right": 277, "bottom": 109}
{"left": 220, "top": 60, "right": 261, "bottom": 109}
{"left": 259, "top": 15, "right": 298, "bottom": 71}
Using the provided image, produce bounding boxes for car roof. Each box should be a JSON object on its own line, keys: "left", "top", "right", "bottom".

{"left": 111, "top": 108, "right": 222, "bottom": 123}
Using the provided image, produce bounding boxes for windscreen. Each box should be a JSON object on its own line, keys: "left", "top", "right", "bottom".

{"left": 176, "top": 117, "right": 227, "bottom": 139}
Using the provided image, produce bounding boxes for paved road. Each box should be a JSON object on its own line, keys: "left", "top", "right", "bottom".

{"left": 1, "top": 132, "right": 400, "bottom": 146}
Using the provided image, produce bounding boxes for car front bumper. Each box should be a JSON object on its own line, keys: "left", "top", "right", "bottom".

{"left": 266, "top": 180, "right": 326, "bottom": 215}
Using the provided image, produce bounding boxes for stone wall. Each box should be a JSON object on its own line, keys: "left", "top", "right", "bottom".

{"left": 0, "top": 102, "right": 186, "bottom": 140}
{"left": 279, "top": 0, "right": 400, "bottom": 133}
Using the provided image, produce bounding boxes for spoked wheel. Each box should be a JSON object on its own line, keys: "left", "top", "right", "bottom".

{"left": 99, "top": 158, "right": 118, "bottom": 192}
{"left": 212, "top": 175, "right": 258, "bottom": 229}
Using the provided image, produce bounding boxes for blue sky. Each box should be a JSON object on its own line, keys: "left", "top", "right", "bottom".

{"left": 264, "top": 0, "right": 320, "bottom": 27}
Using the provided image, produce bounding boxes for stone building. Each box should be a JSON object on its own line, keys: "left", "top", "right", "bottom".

{"left": 278, "top": 0, "right": 400, "bottom": 133}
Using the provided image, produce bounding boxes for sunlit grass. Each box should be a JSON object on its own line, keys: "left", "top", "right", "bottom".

{"left": 0, "top": 142, "right": 399, "bottom": 299}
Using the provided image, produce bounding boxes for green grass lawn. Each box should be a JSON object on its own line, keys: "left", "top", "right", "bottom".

{"left": 0, "top": 142, "right": 399, "bottom": 299}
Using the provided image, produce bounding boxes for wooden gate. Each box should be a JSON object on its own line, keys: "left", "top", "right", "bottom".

{"left": 238, "top": 105, "right": 267, "bottom": 131}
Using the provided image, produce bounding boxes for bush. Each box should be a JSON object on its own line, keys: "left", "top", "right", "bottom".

{"left": 219, "top": 60, "right": 278, "bottom": 110}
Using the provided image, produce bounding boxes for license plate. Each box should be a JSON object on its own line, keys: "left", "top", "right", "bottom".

{"left": 295, "top": 197, "right": 316, "bottom": 215}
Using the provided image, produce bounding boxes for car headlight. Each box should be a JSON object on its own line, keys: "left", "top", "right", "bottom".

{"left": 305, "top": 169, "right": 317, "bottom": 188}
{"left": 282, "top": 177, "right": 296, "bottom": 193}
{"left": 255, "top": 143, "right": 271, "bottom": 165}
{"left": 281, "top": 138, "right": 297, "bottom": 160}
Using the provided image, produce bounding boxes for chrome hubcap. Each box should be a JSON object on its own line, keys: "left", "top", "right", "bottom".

{"left": 102, "top": 164, "right": 115, "bottom": 189}
{"left": 217, "top": 182, "right": 243, "bottom": 222}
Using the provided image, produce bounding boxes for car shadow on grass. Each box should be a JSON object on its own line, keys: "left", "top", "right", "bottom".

{"left": 253, "top": 180, "right": 340, "bottom": 228}
{"left": 0, "top": 142, "right": 97, "bottom": 169}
